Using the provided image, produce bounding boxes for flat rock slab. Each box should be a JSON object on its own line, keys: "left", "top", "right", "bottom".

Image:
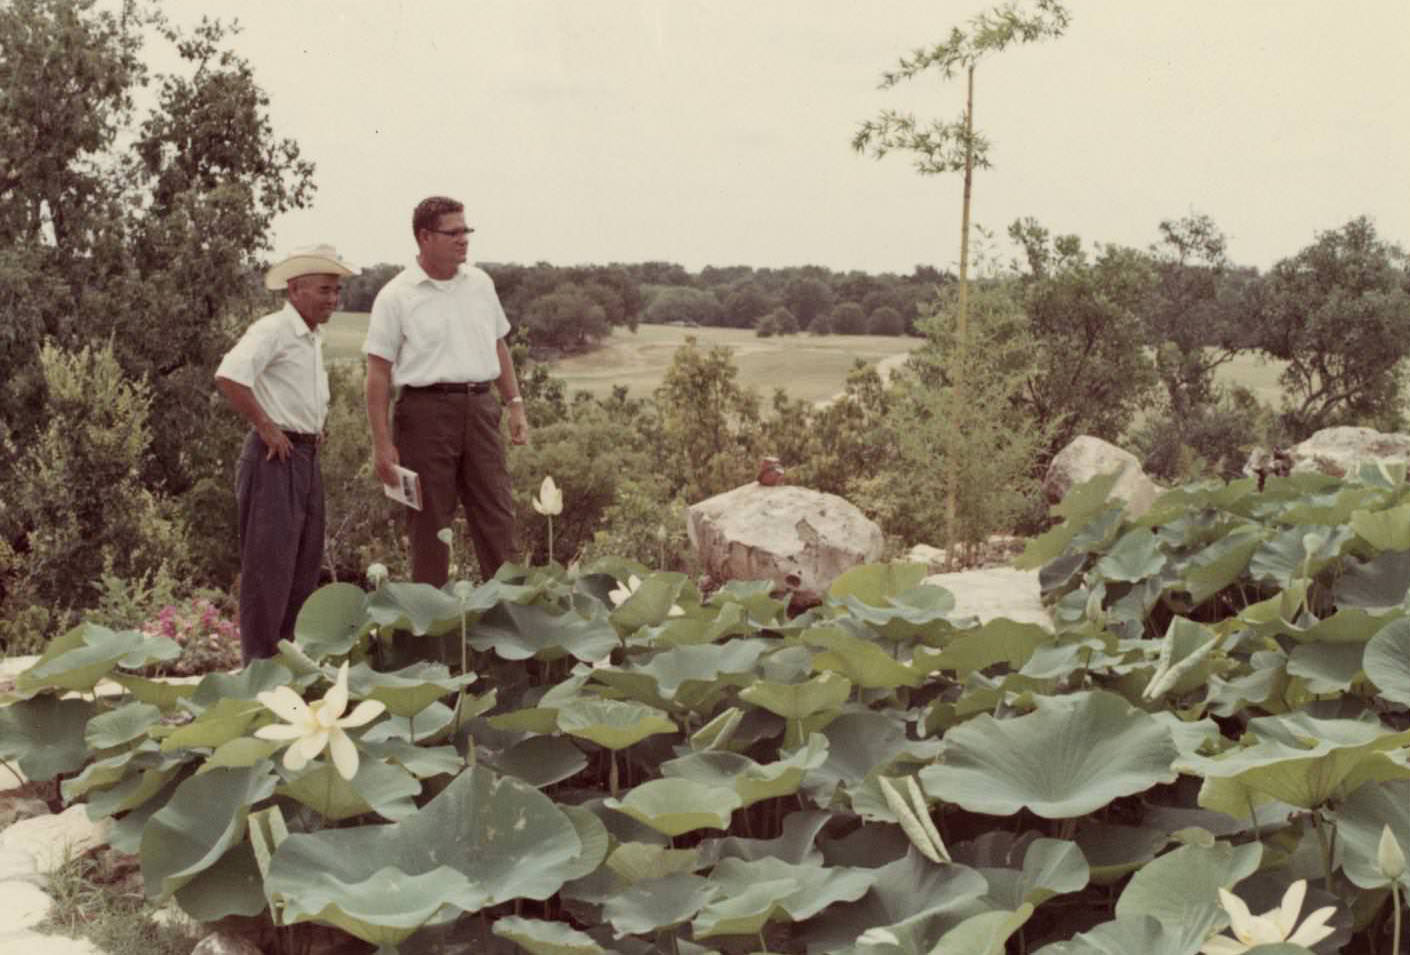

{"left": 0, "top": 879, "right": 52, "bottom": 936}
{"left": 0, "top": 931, "right": 105, "bottom": 955}
{"left": 0, "top": 806, "right": 108, "bottom": 875}
{"left": 923, "top": 567, "right": 1051, "bottom": 631}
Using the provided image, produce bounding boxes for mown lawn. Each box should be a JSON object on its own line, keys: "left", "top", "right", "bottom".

{"left": 324, "top": 315, "right": 921, "bottom": 405}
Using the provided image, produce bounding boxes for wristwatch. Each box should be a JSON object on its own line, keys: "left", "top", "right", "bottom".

{"left": 507, "top": 395, "right": 524, "bottom": 406}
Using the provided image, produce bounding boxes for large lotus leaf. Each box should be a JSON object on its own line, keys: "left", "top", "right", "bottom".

{"left": 920, "top": 691, "right": 1177, "bottom": 819}
{"left": 1114, "top": 841, "right": 1261, "bottom": 954}
{"left": 276, "top": 758, "right": 422, "bottom": 821}
{"left": 346, "top": 660, "right": 476, "bottom": 718}
{"left": 979, "top": 839, "right": 1089, "bottom": 910}
{"left": 1293, "top": 608, "right": 1399, "bottom": 645}
{"left": 923, "top": 904, "right": 1032, "bottom": 955}
{"left": 1031, "top": 914, "right": 1196, "bottom": 955}
{"left": 109, "top": 673, "right": 197, "bottom": 709}
{"left": 803, "top": 710, "right": 940, "bottom": 807}
{"left": 1248, "top": 525, "right": 1352, "bottom": 588}
{"left": 920, "top": 619, "right": 1053, "bottom": 679}
{"left": 365, "top": 580, "right": 463, "bottom": 635}
{"left": 827, "top": 562, "right": 929, "bottom": 607}
{"left": 1335, "top": 777, "right": 1410, "bottom": 889}
{"left": 266, "top": 766, "right": 584, "bottom": 942}
{"left": 707, "top": 579, "right": 788, "bottom": 626}
{"left": 603, "top": 872, "right": 717, "bottom": 936}
{"left": 1141, "top": 617, "right": 1221, "bottom": 701}
{"left": 1074, "top": 824, "right": 1170, "bottom": 886}
{"left": 0, "top": 695, "right": 96, "bottom": 780}
{"left": 804, "top": 625, "right": 925, "bottom": 689}
{"left": 470, "top": 601, "right": 619, "bottom": 662}
{"left": 693, "top": 856, "right": 875, "bottom": 938}
{"left": 739, "top": 670, "right": 852, "bottom": 720}
{"left": 1285, "top": 641, "right": 1364, "bottom": 693}
{"left": 556, "top": 698, "right": 677, "bottom": 750}
{"left": 355, "top": 738, "right": 461, "bottom": 780}
{"left": 607, "top": 842, "right": 702, "bottom": 883}
{"left": 189, "top": 658, "right": 294, "bottom": 707}
{"left": 141, "top": 765, "right": 278, "bottom": 899}
{"left": 557, "top": 804, "right": 612, "bottom": 884}
{"left": 631, "top": 600, "right": 753, "bottom": 650}
{"left": 90, "top": 761, "right": 185, "bottom": 819}
{"left": 493, "top": 916, "right": 606, "bottom": 954}
{"left": 200, "top": 737, "right": 283, "bottom": 772}
{"left": 1365, "top": 617, "right": 1410, "bottom": 705}
{"left": 172, "top": 842, "right": 267, "bottom": 921}
{"left": 1183, "top": 524, "right": 1265, "bottom": 604}
{"left": 701, "top": 811, "right": 830, "bottom": 868}
{"left": 159, "top": 696, "right": 266, "bottom": 751}
{"left": 1015, "top": 472, "right": 1124, "bottom": 569}
{"left": 1351, "top": 501, "right": 1410, "bottom": 550}
{"left": 85, "top": 701, "right": 162, "bottom": 750}
{"left": 364, "top": 700, "right": 456, "bottom": 743}
{"left": 661, "top": 734, "right": 828, "bottom": 808}
{"left": 14, "top": 623, "right": 178, "bottom": 695}
{"left": 488, "top": 735, "right": 588, "bottom": 787}
{"left": 63, "top": 743, "right": 160, "bottom": 801}
{"left": 293, "top": 581, "right": 371, "bottom": 657}
{"left": 1333, "top": 549, "right": 1410, "bottom": 611}
{"left": 626, "top": 639, "right": 772, "bottom": 701}
{"left": 604, "top": 778, "right": 741, "bottom": 836}
{"left": 836, "top": 585, "right": 967, "bottom": 643}
{"left": 1278, "top": 484, "right": 1382, "bottom": 526}
{"left": 799, "top": 852, "right": 990, "bottom": 954}
{"left": 609, "top": 572, "right": 690, "bottom": 633}
{"left": 1190, "top": 711, "right": 1410, "bottom": 816}
{"left": 1204, "top": 658, "right": 1287, "bottom": 719}
{"left": 1092, "top": 527, "right": 1166, "bottom": 583}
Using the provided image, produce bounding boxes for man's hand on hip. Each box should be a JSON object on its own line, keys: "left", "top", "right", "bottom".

{"left": 257, "top": 420, "right": 293, "bottom": 461}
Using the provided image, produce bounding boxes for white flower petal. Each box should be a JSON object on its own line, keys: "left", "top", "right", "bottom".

{"left": 1379, "top": 824, "right": 1407, "bottom": 880}
{"left": 259, "top": 686, "right": 311, "bottom": 724}
{"left": 338, "top": 699, "right": 387, "bottom": 728}
{"left": 321, "top": 663, "right": 350, "bottom": 722}
{"left": 1271, "top": 879, "right": 1306, "bottom": 936}
{"left": 667, "top": 604, "right": 685, "bottom": 618}
{"left": 531, "top": 499, "right": 546, "bottom": 515}
{"left": 1286, "top": 905, "right": 1338, "bottom": 947}
{"left": 292, "top": 729, "right": 330, "bottom": 762}
{"left": 1199, "top": 937, "right": 1251, "bottom": 955}
{"left": 1218, "top": 888, "right": 1257, "bottom": 941}
{"left": 437, "top": 527, "right": 454, "bottom": 545}
{"left": 328, "top": 728, "right": 360, "bottom": 781}
{"left": 283, "top": 744, "right": 311, "bottom": 771}
{"left": 254, "top": 724, "right": 305, "bottom": 741}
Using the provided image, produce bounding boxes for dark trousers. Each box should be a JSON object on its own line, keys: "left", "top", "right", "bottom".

{"left": 394, "top": 389, "right": 515, "bottom": 586}
{"left": 235, "top": 431, "right": 324, "bottom": 662}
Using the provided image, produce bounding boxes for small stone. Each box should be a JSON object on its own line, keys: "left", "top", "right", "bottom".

{"left": 191, "top": 931, "right": 266, "bottom": 955}
{"left": 0, "top": 805, "right": 109, "bottom": 874}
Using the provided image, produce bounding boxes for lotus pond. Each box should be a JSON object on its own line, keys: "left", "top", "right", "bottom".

{"left": 3, "top": 467, "right": 1410, "bottom": 954}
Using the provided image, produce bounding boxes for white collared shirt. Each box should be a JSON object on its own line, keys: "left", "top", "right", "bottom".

{"left": 215, "top": 304, "right": 329, "bottom": 433}
{"left": 362, "top": 261, "right": 511, "bottom": 387}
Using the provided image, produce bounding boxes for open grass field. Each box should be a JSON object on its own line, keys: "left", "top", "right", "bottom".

{"left": 324, "top": 314, "right": 922, "bottom": 405}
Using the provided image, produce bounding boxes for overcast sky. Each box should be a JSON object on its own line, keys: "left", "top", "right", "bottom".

{"left": 165, "top": 0, "right": 1410, "bottom": 276}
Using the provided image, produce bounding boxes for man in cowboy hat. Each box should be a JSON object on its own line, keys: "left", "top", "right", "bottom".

{"left": 364, "top": 195, "right": 528, "bottom": 586}
{"left": 216, "top": 244, "right": 359, "bottom": 662}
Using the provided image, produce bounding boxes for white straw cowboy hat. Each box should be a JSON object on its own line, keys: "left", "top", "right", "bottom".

{"left": 264, "top": 244, "right": 360, "bottom": 290}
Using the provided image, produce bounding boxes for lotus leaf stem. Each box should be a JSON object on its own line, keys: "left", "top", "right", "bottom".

{"left": 609, "top": 750, "right": 619, "bottom": 796}
{"left": 1313, "top": 813, "right": 1334, "bottom": 894}
{"left": 1391, "top": 881, "right": 1402, "bottom": 955}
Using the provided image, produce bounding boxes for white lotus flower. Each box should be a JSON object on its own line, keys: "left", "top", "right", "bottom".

{"left": 437, "top": 527, "right": 454, "bottom": 545}
{"left": 1200, "top": 879, "right": 1336, "bottom": 954}
{"left": 532, "top": 475, "right": 563, "bottom": 516}
{"left": 366, "top": 562, "right": 388, "bottom": 585}
{"left": 1380, "top": 824, "right": 1407, "bottom": 881}
{"left": 255, "top": 663, "right": 386, "bottom": 780}
{"left": 608, "top": 574, "right": 684, "bottom": 616}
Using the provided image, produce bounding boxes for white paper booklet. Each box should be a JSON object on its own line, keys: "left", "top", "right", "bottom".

{"left": 382, "top": 465, "right": 423, "bottom": 511}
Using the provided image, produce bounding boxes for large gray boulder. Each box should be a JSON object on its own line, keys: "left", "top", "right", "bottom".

{"left": 1286, "top": 426, "right": 1410, "bottom": 477}
{"left": 687, "top": 483, "right": 884, "bottom": 593}
{"left": 1043, "top": 435, "right": 1162, "bottom": 518}
{"left": 923, "top": 567, "right": 1051, "bottom": 631}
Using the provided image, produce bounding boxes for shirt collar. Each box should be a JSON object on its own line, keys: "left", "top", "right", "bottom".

{"left": 407, "top": 259, "right": 465, "bottom": 287}
{"left": 281, "top": 302, "right": 317, "bottom": 340}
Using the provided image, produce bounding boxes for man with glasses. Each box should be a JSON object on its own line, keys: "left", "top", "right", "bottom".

{"left": 364, "top": 196, "right": 529, "bottom": 585}
{"left": 216, "top": 245, "right": 358, "bottom": 661}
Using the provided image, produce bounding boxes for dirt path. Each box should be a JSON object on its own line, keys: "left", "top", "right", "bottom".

{"left": 814, "top": 351, "right": 910, "bottom": 408}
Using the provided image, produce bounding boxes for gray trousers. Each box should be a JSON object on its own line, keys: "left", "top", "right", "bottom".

{"left": 394, "top": 389, "right": 515, "bottom": 586}
{"left": 235, "top": 430, "right": 324, "bottom": 662}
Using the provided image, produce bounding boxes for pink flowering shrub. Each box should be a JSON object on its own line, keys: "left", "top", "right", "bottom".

{"left": 141, "top": 596, "right": 242, "bottom": 675}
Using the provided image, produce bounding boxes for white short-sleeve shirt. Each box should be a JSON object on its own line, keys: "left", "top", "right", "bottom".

{"left": 214, "top": 304, "right": 329, "bottom": 433}
{"left": 362, "top": 261, "right": 511, "bottom": 387}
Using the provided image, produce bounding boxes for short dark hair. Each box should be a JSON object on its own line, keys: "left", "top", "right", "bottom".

{"left": 412, "top": 196, "right": 464, "bottom": 238}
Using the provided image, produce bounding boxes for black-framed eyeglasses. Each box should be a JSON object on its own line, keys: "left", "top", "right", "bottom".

{"left": 429, "top": 227, "right": 475, "bottom": 238}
